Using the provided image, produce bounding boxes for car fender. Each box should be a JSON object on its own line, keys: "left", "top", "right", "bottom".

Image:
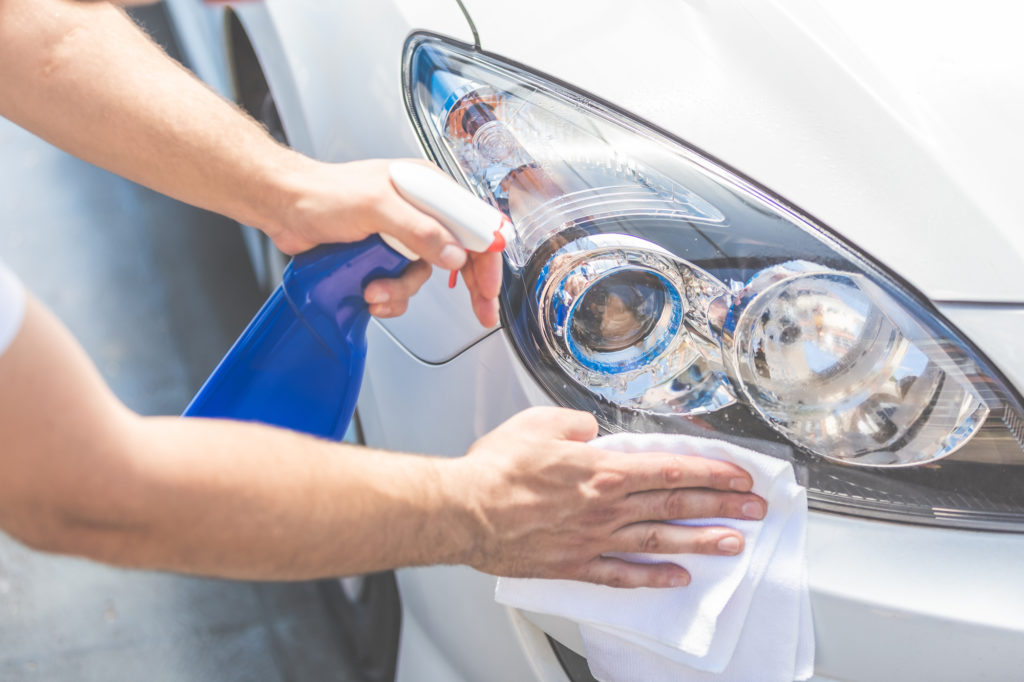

{"left": 229, "top": 1, "right": 495, "bottom": 362}
{"left": 163, "top": 0, "right": 234, "bottom": 99}
{"left": 231, "top": 0, "right": 472, "bottom": 162}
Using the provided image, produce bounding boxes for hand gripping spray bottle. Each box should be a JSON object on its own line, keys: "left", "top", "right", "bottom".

{"left": 183, "top": 162, "right": 512, "bottom": 440}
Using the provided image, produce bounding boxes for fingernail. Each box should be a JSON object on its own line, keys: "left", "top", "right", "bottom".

{"left": 439, "top": 244, "right": 467, "bottom": 270}
{"left": 729, "top": 477, "right": 751, "bottom": 491}
{"left": 365, "top": 290, "right": 389, "bottom": 304}
{"left": 742, "top": 501, "right": 765, "bottom": 520}
{"left": 669, "top": 573, "right": 690, "bottom": 587}
{"left": 717, "top": 536, "right": 742, "bottom": 554}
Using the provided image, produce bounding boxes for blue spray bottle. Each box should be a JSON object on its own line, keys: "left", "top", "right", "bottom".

{"left": 183, "top": 162, "right": 512, "bottom": 440}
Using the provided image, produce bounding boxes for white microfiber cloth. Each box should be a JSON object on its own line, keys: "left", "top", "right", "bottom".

{"left": 495, "top": 433, "right": 813, "bottom": 682}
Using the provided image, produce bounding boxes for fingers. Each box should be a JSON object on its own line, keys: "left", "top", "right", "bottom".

{"left": 623, "top": 488, "right": 766, "bottom": 524}
{"left": 578, "top": 557, "right": 691, "bottom": 589}
{"left": 381, "top": 164, "right": 470, "bottom": 271}
{"left": 572, "top": 522, "right": 749, "bottom": 588}
{"left": 387, "top": 215, "right": 468, "bottom": 271}
{"left": 467, "top": 251, "right": 502, "bottom": 300}
{"left": 460, "top": 251, "right": 502, "bottom": 328}
{"left": 363, "top": 259, "right": 433, "bottom": 318}
{"left": 383, "top": 160, "right": 502, "bottom": 328}
{"left": 609, "top": 522, "right": 745, "bottom": 556}
{"left": 605, "top": 452, "right": 755, "bottom": 495}
{"left": 377, "top": 195, "right": 468, "bottom": 270}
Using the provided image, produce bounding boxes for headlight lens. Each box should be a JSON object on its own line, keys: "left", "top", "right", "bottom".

{"left": 716, "top": 261, "right": 990, "bottom": 466}
{"left": 402, "top": 35, "right": 1024, "bottom": 530}
{"left": 535, "top": 233, "right": 735, "bottom": 416}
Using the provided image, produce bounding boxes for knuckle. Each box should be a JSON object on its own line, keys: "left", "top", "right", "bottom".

{"left": 639, "top": 526, "right": 662, "bottom": 553}
{"left": 358, "top": 184, "right": 390, "bottom": 214}
{"left": 663, "top": 489, "right": 694, "bottom": 519}
{"left": 410, "top": 220, "right": 444, "bottom": 247}
{"left": 602, "top": 571, "right": 626, "bottom": 588}
{"left": 662, "top": 462, "right": 684, "bottom": 485}
{"left": 590, "top": 470, "right": 626, "bottom": 494}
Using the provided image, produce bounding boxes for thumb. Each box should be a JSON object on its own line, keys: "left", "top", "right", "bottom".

{"left": 505, "top": 407, "right": 599, "bottom": 444}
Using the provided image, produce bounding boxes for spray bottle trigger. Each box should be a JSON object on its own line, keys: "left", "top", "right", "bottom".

{"left": 487, "top": 223, "right": 509, "bottom": 252}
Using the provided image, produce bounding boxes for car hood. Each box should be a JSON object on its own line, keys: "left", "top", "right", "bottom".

{"left": 460, "top": 0, "right": 1024, "bottom": 303}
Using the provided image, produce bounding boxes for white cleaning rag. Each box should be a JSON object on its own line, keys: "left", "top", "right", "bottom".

{"left": 495, "top": 433, "right": 813, "bottom": 682}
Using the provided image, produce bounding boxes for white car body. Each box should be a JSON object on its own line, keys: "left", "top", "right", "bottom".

{"left": 164, "top": 1, "right": 1024, "bottom": 680}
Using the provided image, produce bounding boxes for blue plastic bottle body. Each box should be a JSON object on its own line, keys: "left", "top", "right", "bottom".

{"left": 183, "top": 235, "right": 410, "bottom": 440}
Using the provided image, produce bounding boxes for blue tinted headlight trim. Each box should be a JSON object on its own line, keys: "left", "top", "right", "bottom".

{"left": 562, "top": 269, "right": 684, "bottom": 375}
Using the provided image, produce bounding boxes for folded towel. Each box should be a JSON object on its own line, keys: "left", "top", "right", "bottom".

{"left": 495, "top": 433, "right": 813, "bottom": 681}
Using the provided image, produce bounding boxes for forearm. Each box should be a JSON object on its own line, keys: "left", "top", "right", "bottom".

{"left": 1, "top": 297, "right": 763, "bottom": 587}
{"left": 68, "top": 415, "right": 475, "bottom": 580}
{"left": 0, "top": 0, "right": 504, "bottom": 323}
{"left": 0, "top": 298, "right": 476, "bottom": 580}
{"left": 0, "top": 0, "right": 302, "bottom": 238}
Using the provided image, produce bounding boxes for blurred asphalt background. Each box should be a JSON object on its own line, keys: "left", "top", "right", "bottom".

{"left": 0, "top": 5, "right": 360, "bottom": 681}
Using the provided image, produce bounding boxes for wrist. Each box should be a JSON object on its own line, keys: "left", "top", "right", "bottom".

{"left": 430, "top": 457, "right": 488, "bottom": 568}
{"left": 229, "top": 145, "right": 315, "bottom": 254}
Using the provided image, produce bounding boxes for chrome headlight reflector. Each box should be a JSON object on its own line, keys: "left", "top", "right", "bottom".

{"left": 715, "top": 261, "right": 989, "bottom": 467}
{"left": 537, "top": 233, "right": 735, "bottom": 416}
{"left": 402, "top": 35, "right": 1024, "bottom": 530}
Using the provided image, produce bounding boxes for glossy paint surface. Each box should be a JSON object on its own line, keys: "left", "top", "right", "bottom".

{"left": 165, "top": 0, "right": 484, "bottom": 363}
{"left": 464, "top": 0, "right": 1024, "bottom": 304}
{"left": 361, "top": 322, "right": 1024, "bottom": 682}
{"left": 164, "top": 1, "right": 1024, "bottom": 679}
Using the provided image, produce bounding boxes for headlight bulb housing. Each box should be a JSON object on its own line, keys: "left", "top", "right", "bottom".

{"left": 403, "top": 34, "right": 1024, "bottom": 531}
{"left": 536, "top": 233, "right": 735, "bottom": 416}
{"left": 714, "top": 261, "right": 989, "bottom": 466}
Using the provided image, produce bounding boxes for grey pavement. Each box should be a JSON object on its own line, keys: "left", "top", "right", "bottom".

{"left": 0, "top": 30, "right": 360, "bottom": 682}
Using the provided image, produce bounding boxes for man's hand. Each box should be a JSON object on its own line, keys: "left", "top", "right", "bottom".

{"left": 267, "top": 157, "right": 502, "bottom": 327}
{"left": 444, "top": 408, "right": 767, "bottom": 588}
{"left": 0, "top": 1, "right": 501, "bottom": 328}
{"left": 1, "top": 300, "right": 756, "bottom": 583}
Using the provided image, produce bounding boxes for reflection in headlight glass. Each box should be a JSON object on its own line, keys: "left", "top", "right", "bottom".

{"left": 402, "top": 35, "right": 1024, "bottom": 531}
{"left": 722, "top": 265, "right": 988, "bottom": 466}
{"left": 571, "top": 270, "right": 667, "bottom": 354}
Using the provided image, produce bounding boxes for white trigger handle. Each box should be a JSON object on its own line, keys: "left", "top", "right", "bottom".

{"left": 388, "top": 161, "right": 509, "bottom": 254}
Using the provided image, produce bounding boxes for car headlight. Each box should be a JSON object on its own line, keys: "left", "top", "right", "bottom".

{"left": 402, "top": 34, "right": 1024, "bottom": 530}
